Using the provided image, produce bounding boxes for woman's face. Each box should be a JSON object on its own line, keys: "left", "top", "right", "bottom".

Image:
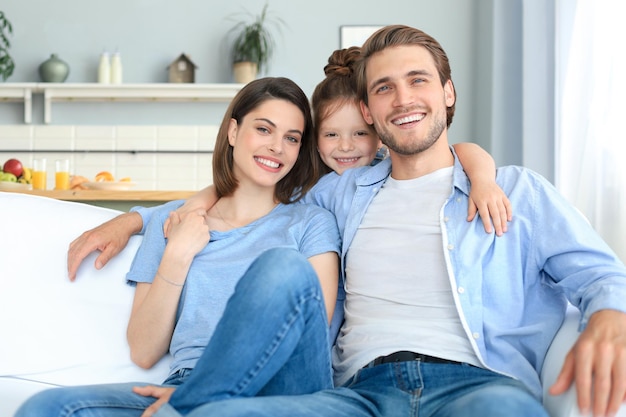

{"left": 228, "top": 99, "right": 305, "bottom": 190}
{"left": 317, "top": 101, "right": 380, "bottom": 175}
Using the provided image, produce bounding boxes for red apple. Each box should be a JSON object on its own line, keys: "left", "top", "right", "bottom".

{"left": 3, "top": 159, "right": 23, "bottom": 177}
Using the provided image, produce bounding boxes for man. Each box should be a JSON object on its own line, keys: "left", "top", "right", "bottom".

{"left": 68, "top": 25, "right": 626, "bottom": 417}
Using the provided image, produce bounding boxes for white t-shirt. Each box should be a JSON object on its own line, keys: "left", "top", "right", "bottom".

{"left": 333, "top": 166, "right": 480, "bottom": 385}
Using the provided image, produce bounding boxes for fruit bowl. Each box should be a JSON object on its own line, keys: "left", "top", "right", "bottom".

{"left": 0, "top": 181, "right": 32, "bottom": 191}
{"left": 82, "top": 181, "right": 136, "bottom": 191}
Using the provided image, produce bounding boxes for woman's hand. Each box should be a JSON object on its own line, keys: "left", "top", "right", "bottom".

{"left": 467, "top": 181, "right": 512, "bottom": 236}
{"left": 133, "top": 385, "right": 176, "bottom": 417}
{"left": 163, "top": 186, "right": 217, "bottom": 237}
{"left": 165, "top": 210, "right": 211, "bottom": 261}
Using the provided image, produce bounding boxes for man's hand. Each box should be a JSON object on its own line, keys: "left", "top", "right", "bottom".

{"left": 67, "top": 212, "right": 143, "bottom": 281}
{"left": 133, "top": 385, "right": 176, "bottom": 417}
{"left": 549, "top": 309, "right": 626, "bottom": 417}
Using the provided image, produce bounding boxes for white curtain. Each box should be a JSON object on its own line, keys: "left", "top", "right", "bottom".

{"left": 556, "top": 0, "right": 626, "bottom": 262}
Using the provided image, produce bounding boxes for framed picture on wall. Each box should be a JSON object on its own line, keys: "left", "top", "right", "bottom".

{"left": 340, "top": 25, "right": 383, "bottom": 48}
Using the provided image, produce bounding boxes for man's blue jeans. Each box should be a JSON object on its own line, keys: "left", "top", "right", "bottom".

{"left": 15, "top": 248, "right": 333, "bottom": 417}
{"left": 158, "top": 361, "right": 549, "bottom": 417}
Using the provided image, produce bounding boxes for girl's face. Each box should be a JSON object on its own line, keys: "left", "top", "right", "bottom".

{"left": 229, "top": 99, "right": 304, "bottom": 190}
{"left": 317, "top": 101, "right": 381, "bottom": 175}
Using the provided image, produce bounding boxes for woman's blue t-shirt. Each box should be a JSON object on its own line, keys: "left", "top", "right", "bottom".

{"left": 127, "top": 201, "right": 340, "bottom": 376}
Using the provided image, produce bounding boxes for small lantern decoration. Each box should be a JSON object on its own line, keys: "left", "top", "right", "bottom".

{"left": 167, "top": 53, "right": 197, "bottom": 83}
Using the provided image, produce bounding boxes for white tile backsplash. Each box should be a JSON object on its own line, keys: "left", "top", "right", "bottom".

{"left": 0, "top": 125, "right": 33, "bottom": 139}
{"left": 2, "top": 137, "right": 33, "bottom": 151}
{"left": 74, "top": 126, "right": 116, "bottom": 140}
{"left": 156, "top": 126, "right": 199, "bottom": 152}
{"left": 74, "top": 126, "right": 116, "bottom": 151}
{"left": 33, "top": 125, "right": 75, "bottom": 139}
{"left": 0, "top": 126, "right": 34, "bottom": 150}
{"left": 0, "top": 124, "right": 215, "bottom": 191}
{"left": 198, "top": 126, "right": 219, "bottom": 151}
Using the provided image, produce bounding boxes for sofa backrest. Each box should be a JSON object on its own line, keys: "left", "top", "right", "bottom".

{"left": 0, "top": 191, "right": 170, "bottom": 386}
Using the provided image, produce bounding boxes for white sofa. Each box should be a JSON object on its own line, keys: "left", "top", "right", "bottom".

{"left": 0, "top": 191, "right": 171, "bottom": 416}
{"left": 0, "top": 191, "right": 623, "bottom": 417}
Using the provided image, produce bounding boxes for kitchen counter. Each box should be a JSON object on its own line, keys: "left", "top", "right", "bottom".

{"left": 3, "top": 189, "right": 194, "bottom": 211}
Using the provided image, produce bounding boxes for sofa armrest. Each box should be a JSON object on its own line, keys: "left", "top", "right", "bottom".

{"left": 541, "top": 306, "right": 584, "bottom": 417}
{"left": 541, "top": 306, "right": 626, "bottom": 417}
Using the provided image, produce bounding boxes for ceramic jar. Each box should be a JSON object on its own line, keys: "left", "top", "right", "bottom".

{"left": 38, "top": 54, "right": 70, "bottom": 83}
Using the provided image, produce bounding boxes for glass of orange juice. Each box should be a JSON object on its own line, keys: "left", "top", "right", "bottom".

{"left": 55, "top": 159, "right": 70, "bottom": 190}
{"left": 32, "top": 158, "right": 47, "bottom": 190}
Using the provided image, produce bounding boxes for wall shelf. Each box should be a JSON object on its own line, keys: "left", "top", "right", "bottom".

{"left": 0, "top": 83, "right": 34, "bottom": 124}
{"left": 0, "top": 83, "right": 243, "bottom": 124}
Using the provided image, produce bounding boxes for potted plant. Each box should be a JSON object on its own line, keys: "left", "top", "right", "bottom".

{"left": 0, "top": 11, "right": 15, "bottom": 81}
{"left": 226, "top": 3, "right": 285, "bottom": 84}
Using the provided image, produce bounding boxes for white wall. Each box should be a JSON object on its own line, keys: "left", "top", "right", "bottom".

{"left": 2, "top": 0, "right": 551, "bottom": 185}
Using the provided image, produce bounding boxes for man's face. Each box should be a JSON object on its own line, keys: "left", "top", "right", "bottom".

{"left": 360, "top": 45, "right": 455, "bottom": 156}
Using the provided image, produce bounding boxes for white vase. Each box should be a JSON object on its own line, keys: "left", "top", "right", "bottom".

{"left": 233, "top": 62, "right": 258, "bottom": 84}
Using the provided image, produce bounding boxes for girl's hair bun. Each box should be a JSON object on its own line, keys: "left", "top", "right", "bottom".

{"left": 323, "top": 46, "right": 361, "bottom": 77}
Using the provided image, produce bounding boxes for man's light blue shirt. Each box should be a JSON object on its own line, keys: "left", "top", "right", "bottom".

{"left": 303, "top": 149, "right": 626, "bottom": 399}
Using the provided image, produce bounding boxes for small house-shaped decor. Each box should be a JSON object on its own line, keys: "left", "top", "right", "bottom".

{"left": 167, "top": 53, "right": 197, "bottom": 83}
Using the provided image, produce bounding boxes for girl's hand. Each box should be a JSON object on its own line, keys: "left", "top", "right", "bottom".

{"left": 467, "top": 181, "right": 512, "bottom": 236}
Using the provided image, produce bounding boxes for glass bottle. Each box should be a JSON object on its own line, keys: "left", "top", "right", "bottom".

{"left": 110, "top": 51, "right": 123, "bottom": 84}
{"left": 98, "top": 51, "right": 110, "bottom": 84}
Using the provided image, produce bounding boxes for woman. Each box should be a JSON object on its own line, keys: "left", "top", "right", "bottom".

{"left": 16, "top": 77, "right": 341, "bottom": 417}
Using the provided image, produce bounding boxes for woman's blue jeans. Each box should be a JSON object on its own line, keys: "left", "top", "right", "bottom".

{"left": 15, "top": 248, "right": 333, "bottom": 417}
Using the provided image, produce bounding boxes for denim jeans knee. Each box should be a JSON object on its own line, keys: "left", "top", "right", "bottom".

{"left": 167, "top": 246, "right": 332, "bottom": 415}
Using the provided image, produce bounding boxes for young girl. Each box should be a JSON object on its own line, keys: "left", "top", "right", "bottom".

{"left": 17, "top": 77, "right": 342, "bottom": 417}
{"left": 312, "top": 46, "right": 383, "bottom": 175}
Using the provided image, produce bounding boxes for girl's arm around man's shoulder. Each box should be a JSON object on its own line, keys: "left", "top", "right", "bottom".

{"left": 301, "top": 163, "right": 381, "bottom": 211}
